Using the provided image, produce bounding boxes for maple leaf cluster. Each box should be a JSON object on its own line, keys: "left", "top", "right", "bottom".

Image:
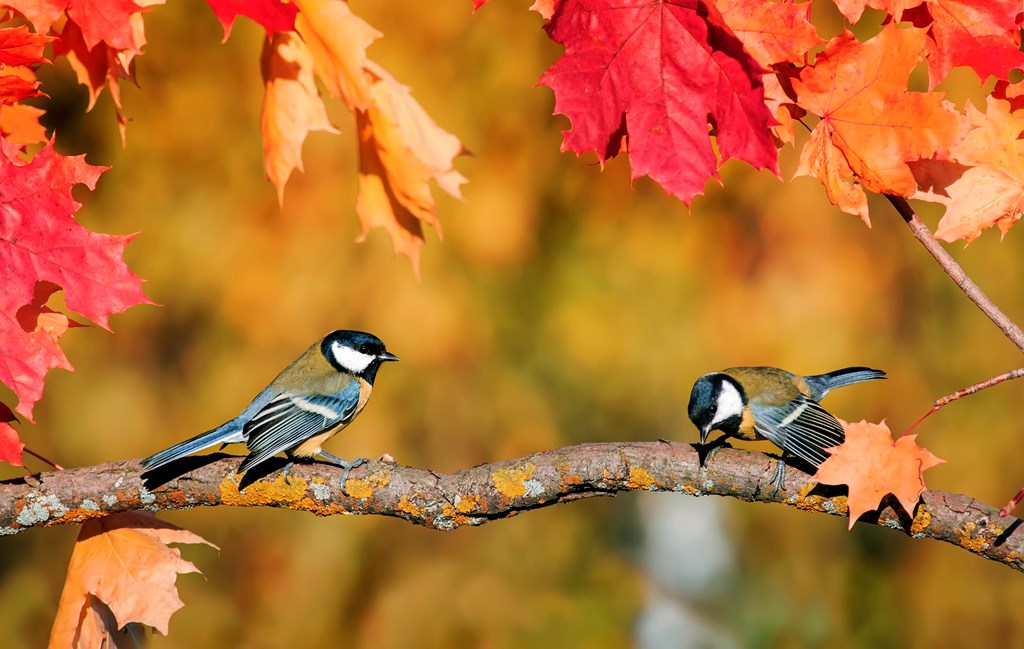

{"left": 0, "top": 17, "right": 152, "bottom": 465}
{"left": 483, "top": 0, "right": 1024, "bottom": 245}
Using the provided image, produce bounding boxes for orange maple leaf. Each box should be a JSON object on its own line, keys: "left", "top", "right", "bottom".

{"left": 815, "top": 419, "right": 945, "bottom": 530}
{"left": 928, "top": 97, "right": 1024, "bottom": 243}
{"left": 0, "top": 103, "right": 46, "bottom": 145}
{"left": 718, "top": 0, "right": 823, "bottom": 69}
{"left": 55, "top": 0, "right": 165, "bottom": 144}
{"left": 355, "top": 62, "right": 467, "bottom": 274}
{"left": 293, "top": 0, "right": 380, "bottom": 111}
{"left": 833, "top": 0, "right": 923, "bottom": 23}
{"left": 793, "top": 25, "right": 965, "bottom": 224}
{"left": 261, "top": 31, "right": 339, "bottom": 205}
{"left": 49, "top": 512, "right": 217, "bottom": 647}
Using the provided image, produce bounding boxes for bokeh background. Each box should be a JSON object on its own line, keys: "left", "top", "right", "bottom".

{"left": 2, "top": 1, "right": 1023, "bottom": 647}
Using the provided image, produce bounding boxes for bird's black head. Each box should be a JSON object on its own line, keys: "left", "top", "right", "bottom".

{"left": 321, "top": 330, "right": 399, "bottom": 383}
{"left": 688, "top": 373, "right": 745, "bottom": 443}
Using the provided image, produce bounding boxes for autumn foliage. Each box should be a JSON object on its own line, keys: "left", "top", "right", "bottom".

{"left": 1, "top": 0, "right": 1023, "bottom": 644}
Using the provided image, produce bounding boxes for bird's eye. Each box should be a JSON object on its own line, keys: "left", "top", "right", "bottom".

{"left": 358, "top": 343, "right": 371, "bottom": 354}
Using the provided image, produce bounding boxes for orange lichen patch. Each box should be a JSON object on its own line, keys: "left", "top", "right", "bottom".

{"left": 396, "top": 495, "right": 423, "bottom": 518}
{"left": 627, "top": 467, "right": 656, "bottom": 490}
{"left": 957, "top": 522, "right": 990, "bottom": 553}
{"left": 455, "top": 495, "right": 480, "bottom": 514}
{"left": 555, "top": 459, "right": 582, "bottom": 486}
{"left": 344, "top": 479, "right": 374, "bottom": 499}
{"left": 366, "top": 466, "right": 393, "bottom": 489}
{"left": 910, "top": 507, "right": 932, "bottom": 535}
{"left": 792, "top": 485, "right": 848, "bottom": 516}
{"left": 560, "top": 472, "right": 584, "bottom": 487}
{"left": 293, "top": 497, "right": 350, "bottom": 516}
{"left": 54, "top": 508, "right": 108, "bottom": 526}
{"left": 492, "top": 463, "right": 537, "bottom": 499}
{"left": 219, "top": 474, "right": 307, "bottom": 506}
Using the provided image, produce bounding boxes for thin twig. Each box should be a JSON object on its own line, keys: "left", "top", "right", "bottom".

{"left": 903, "top": 368, "right": 1024, "bottom": 435}
{"left": 885, "top": 194, "right": 1024, "bottom": 353}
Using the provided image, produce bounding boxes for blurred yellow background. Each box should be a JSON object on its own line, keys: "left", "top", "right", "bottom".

{"left": 2, "top": 2, "right": 1022, "bottom": 647}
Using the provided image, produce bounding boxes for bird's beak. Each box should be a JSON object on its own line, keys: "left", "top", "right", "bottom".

{"left": 379, "top": 351, "right": 400, "bottom": 362}
{"left": 700, "top": 426, "right": 710, "bottom": 445}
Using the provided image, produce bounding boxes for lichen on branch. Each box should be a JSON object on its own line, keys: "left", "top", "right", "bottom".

{"left": 0, "top": 442, "right": 1020, "bottom": 572}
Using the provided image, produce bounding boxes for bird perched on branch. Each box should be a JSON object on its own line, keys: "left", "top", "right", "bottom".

{"left": 687, "top": 366, "right": 885, "bottom": 490}
{"left": 141, "top": 330, "right": 399, "bottom": 486}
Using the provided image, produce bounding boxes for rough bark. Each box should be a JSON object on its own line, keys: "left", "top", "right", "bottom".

{"left": 1, "top": 442, "right": 1020, "bottom": 572}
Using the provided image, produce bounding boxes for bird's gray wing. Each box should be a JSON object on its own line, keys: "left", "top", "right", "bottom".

{"left": 238, "top": 380, "right": 362, "bottom": 472}
{"left": 751, "top": 395, "right": 845, "bottom": 467}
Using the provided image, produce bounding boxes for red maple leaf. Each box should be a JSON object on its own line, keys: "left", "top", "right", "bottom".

{"left": 0, "top": 402, "right": 23, "bottom": 466}
{"left": 0, "top": 25, "right": 53, "bottom": 67}
{"left": 0, "top": 141, "right": 152, "bottom": 421}
{"left": 904, "top": 0, "right": 1024, "bottom": 89}
{"left": 815, "top": 420, "right": 945, "bottom": 529}
{"left": 204, "top": 0, "right": 299, "bottom": 40}
{"left": 539, "top": 0, "right": 778, "bottom": 205}
{"left": 0, "top": 72, "right": 42, "bottom": 106}
{"left": 66, "top": 0, "right": 147, "bottom": 53}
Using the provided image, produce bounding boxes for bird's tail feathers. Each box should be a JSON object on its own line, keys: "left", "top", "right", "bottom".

{"left": 141, "top": 421, "right": 243, "bottom": 471}
{"left": 806, "top": 367, "right": 886, "bottom": 400}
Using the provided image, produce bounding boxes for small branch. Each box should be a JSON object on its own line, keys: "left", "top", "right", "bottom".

{"left": 904, "top": 368, "right": 1024, "bottom": 435}
{"left": 885, "top": 195, "right": 1024, "bottom": 353}
{"left": 0, "top": 443, "right": 1020, "bottom": 572}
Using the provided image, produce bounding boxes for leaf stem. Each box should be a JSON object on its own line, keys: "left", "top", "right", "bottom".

{"left": 1000, "top": 484, "right": 1024, "bottom": 517}
{"left": 903, "top": 368, "right": 1024, "bottom": 435}
{"left": 885, "top": 194, "right": 1024, "bottom": 353}
{"left": 22, "top": 446, "right": 64, "bottom": 471}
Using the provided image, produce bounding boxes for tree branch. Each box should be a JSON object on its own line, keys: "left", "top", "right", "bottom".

{"left": 1, "top": 442, "right": 1020, "bottom": 571}
{"left": 886, "top": 194, "right": 1024, "bottom": 353}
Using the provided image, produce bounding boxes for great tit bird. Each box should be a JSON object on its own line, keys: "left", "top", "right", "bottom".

{"left": 141, "top": 330, "right": 399, "bottom": 486}
{"left": 687, "top": 366, "right": 885, "bottom": 490}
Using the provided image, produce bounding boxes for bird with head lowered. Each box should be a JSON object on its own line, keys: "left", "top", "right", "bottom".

{"left": 687, "top": 366, "right": 885, "bottom": 491}
{"left": 141, "top": 330, "right": 399, "bottom": 487}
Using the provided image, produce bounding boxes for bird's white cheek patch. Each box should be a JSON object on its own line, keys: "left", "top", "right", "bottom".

{"left": 331, "top": 342, "right": 374, "bottom": 373}
{"left": 711, "top": 381, "right": 743, "bottom": 426}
